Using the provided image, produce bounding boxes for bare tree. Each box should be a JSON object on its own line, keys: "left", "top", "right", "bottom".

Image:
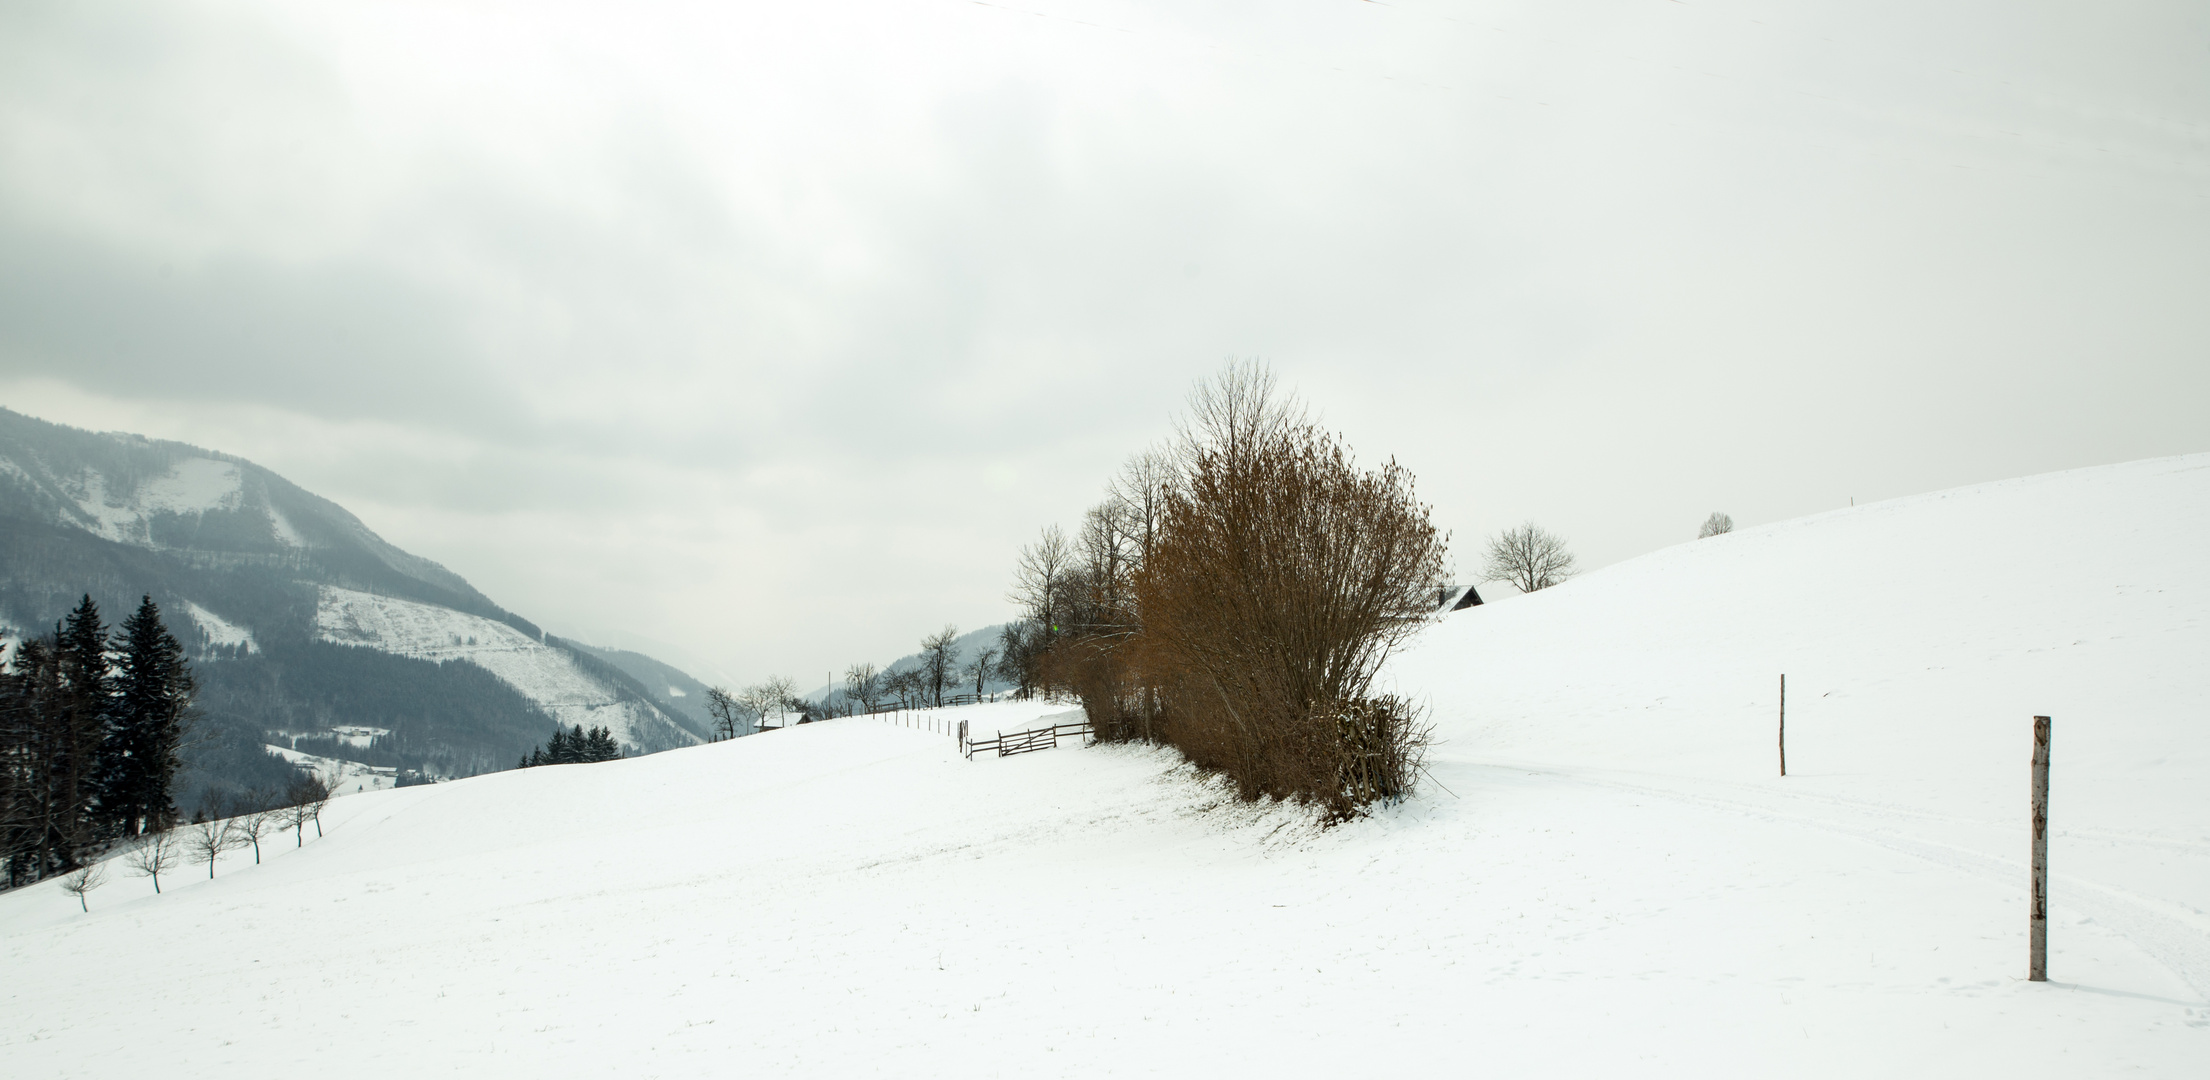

{"left": 281, "top": 771, "right": 326, "bottom": 846}
{"left": 231, "top": 787, "right": 276, "bottom": 864}
{"left": 1106, "top": 447, "right": 1174, "bottom": 572}
{"left": 742, "top": 676, "right": 798, "bottom": 729}
{"left": 704, "top": 686, "right": 746, "bottom": 740}
{"left": 762, "top": 675, "right": 798, "bottom": 725}
{"left": 189, "top": 817, "right": 238, "bottom": 879}
{"left": 881, "top": 668, "right": 921, "bottom": 709}
{"left": 1698, "top": 511, "right": 1734, "bottom": 539}
{"left": 918, "top": 626, "right": 959, "bottom": 707}
{"left": 306, "top": 764, "right": 344, "bottom": 838}
{"left": 123, "top": 829, "right": 180, "bottom": 894}
{"left": 1482, "top": 522, "right": 1577, "bottom": 593}
{"left": 61, "top": 860, "right": 106, "bottom": 912}
{"left": 995, "top": 623, "right": 1038, "bottom": 700}
{"left": 1009, "top": 527, "right": 1074, "bottom": 648}
{"left": 843, "top": 663, "right": 883, "bottom": 714}
{"left": 962, "top": 648, "right": 998, "bottom": 699}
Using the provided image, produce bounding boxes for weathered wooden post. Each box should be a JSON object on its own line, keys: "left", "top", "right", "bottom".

{"left": 1778, "top": 674, "right": 1787, "bottom": 777}
{"left": 2030, "top": 715, "right": 2051, "bottom": 982}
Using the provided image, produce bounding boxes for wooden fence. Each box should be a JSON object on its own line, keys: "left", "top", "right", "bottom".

{"left": 863, "top": 691, "right": 1004, "bottom": 716}
{"left": 958, "top": 716, "right": 1093, "bottom": 760}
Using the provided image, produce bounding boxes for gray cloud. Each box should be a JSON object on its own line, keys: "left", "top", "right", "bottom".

{"left": 3, "top": 0, "right": 2205, "bottom": 679}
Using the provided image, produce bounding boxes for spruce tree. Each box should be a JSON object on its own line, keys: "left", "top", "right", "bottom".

{"left": 17, "top": 597, "right": 115, "bottom": 875}
{"left": 109, "top": 597, "right": 192, "bottom": 837}
{"left": 1, "top": 637, "right": 62, "bottom": 884}
{"left": 585, "top": 726, "right": 618, "bottom": 762}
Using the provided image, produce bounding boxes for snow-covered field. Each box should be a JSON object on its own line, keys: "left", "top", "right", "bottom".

{"left": 316, "top": 587, "right": 695, "bottom": 752}
{"left": 3, "top": 455, "right": 2205, "bottom": 1077}
{"left": 265, "top": 745, "right": 398, "bottom": 794}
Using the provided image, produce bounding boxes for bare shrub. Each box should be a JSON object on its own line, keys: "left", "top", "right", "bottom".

{"left": 1698, "top": 511, "right": 1734, "bottom": 538}
{"left": 1482, "top": 522, "right": 1576, "bottom": 593}
{"left": 1133, "top": 362, "right": 1447, "bottom": 820}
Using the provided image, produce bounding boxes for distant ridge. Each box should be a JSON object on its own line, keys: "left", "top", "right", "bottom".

{"left": 0, "top": 407, "right": 709, "bottom": 808}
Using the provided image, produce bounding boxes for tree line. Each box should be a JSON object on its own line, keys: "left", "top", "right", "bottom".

{"left": 695, "top": 626, "right": 1018, "bottom": 743}
{"left": 56, "top": 768, "right": 339, "bottom": 911}
{"left": 517, "top": 724, "right": 622, "bottom": 767}
{"left": 2, "top": 594, "right": 195, "bottom": 884}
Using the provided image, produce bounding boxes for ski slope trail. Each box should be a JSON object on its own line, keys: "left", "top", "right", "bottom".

{"left": 3, "top": 454, "right": 2206, "bottom": 1077}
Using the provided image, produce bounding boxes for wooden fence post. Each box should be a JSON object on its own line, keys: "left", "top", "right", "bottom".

{"left": 1778, "top": 673, "right": 1787, "bottom": 777}
{"left": 2030, "top": 715, "right": 2051, "bottom": 982}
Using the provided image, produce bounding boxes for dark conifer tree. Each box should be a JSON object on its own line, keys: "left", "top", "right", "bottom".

{"left": 0, "top": 599, "right": 112, "bottom": 881}
{"left": 1, "top": 637, "right": 63, "bottom": 884}
{"left": 585, "top": 726, "right": 619, "bottom": 762}
{"left": 107, "top": 597, "right": 193, "bottom": 837}
{"left": 51, "top": 597, "right": 112, "bottom": 862}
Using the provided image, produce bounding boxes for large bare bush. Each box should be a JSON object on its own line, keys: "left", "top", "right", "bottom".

{"left": 1131, "top": 363, "right": 1446, "bottom": 819}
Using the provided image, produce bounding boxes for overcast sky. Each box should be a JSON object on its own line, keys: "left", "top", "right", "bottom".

{"left": 2, "top": 0, "right": 2205, "bottom": 685}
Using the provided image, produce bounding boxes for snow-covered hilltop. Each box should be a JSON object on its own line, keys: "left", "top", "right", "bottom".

{"left": 3, "top": 454, "right": 2202, "bottom": 1077}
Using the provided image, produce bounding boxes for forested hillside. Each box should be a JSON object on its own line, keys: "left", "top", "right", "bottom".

{"left": 0, "top": 408, "right": 701, "bottom": 808}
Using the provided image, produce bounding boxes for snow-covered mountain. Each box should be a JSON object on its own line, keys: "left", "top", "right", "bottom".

{"left": 5, "top": 453, "right": 2201, "bottom": 1077}
{"left": 0, "top": 407, "right": 704, "bottom": 803}
{"left": 315, "top": 587, "right": 695, "bottom": 752}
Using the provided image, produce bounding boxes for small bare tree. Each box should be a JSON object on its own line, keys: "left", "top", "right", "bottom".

{"left": 305, "top": 764, "right": 344, "bottom": 838}
{"left": 919, "top": 626, "right": 959, "bottom": 706}
{"left": 231, "top": 787, "right": 277, "bottom": 864}
{"left": 843, "top": 663, "right": 883, "bottom": 714}
{"left": 1010, "top": 527, "right": 1074, "bottom": 649}
{"left": 190, "top": 817, "right": 238, "bottom": 879}
{"left": 280, "top": 771, "right": 325, "bottom": 846}
{"left": 1106, "top": 447, "right": 1174, "bottom": 571}
{"left": 1482, "top": 522, "right": 1577, "bottom": 593}
{"left": 883, "top": 668, "right": 922, "bottom": 709}
{"left": 61, "top": 861, "right": 106, "bottom": 912}
{"left": 1698, "top": 511, "right": 1734, "bottom": 538}
{"left": 963, "top": 648, "right": 998, "bottom": 698}
{"left": 703, "top": 686, "right": 745, "bottom": 740}
{"left": 124, "top": 829, "right": 179, "bottom": 893}
{"left": 742, "top": 676, "right": 797, "bottom": 729}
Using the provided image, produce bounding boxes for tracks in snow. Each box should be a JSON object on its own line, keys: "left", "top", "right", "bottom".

{"left": 1456, "top": 762, "right": 2210, "bottom": 1002}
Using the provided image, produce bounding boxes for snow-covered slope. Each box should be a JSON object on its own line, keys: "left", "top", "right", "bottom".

{"left": 317, "top": 587, "right": 698, "bottom": 754}
{"left": 2, "top": 456, "right": 2204, "bottom": 1077}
